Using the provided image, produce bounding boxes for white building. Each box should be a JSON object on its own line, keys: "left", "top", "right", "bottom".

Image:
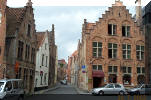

{"left": 34, "top": 31, "right": 50, "bottom": 90}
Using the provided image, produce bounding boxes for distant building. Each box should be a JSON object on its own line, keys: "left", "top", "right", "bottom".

{"left": 4, "top": 0, "right": 37, "bottom": 93}
{"left": 77, "top": 0, "right": 145, "bottom": 91}
{"left": 142, "top": 1, "right": 151, "bottom": 84}
{"left": 34, "top": 31, "right": 49, "bottom": 91}
{"left": 69, "top": 51, "right": 78, "bottom": 86}
{"left": 58, "top": 59, "right": 67, "bottom": 81}
{"left": 0, "top": 0, "right": 6, "bottom": 79}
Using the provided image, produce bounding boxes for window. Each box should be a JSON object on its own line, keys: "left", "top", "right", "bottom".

{"left": 108, "top": 43, "right": 117, "bottom": 58}
{"left": 27, "top": 24, "right": 31, "bottom": 37}
{"left": 5, "top": 81, "right": 12, "bottom": 91}
{"left": 25, "top": 45, "right": 30, "bottom": 61}
{"left": 122, "top": 66, "right": 131, "bottom": 73}
{"left": 17, "top": 41, "right": 24, "bottom": 60}
{"left": 46, "top": 56, "right": 48, "bottom": 67}
{"left": 137, "top": 67, "right": 145, "bottom": 74}
{"left": 106, "top": 84, "right": 114, "bottom": 88}
{"left": 122, "top": 44, "right": 131, "bottom": 59}
{"left": 42, "top": 54, "right": 44, "bottom": 66}
{"left": 115, "top": 84, "right": 121, "bottom": 88}
{"left": 108, "top": 66, "right": 117, "bottom": 73}
{"left": 13, "top": 81, "right": 18, "bottom": 89}
{"left": 122, "top": 26, "right": 130, "bottom": 37}
{"left": 136, "top": 45, "right": 144, "bottom": 60}
{"left": 92, "top": 65, "right": 102, "bottom": 71}
{"left": 45, "top": 44, "right": 47, "bottom": 50}
{"left": 31, "top": 48, "right": 35, "bottom": 63}
{"left": 92, "top": 42, "right": 102, "bottom": 57}
{"left": 108, "top": 24, "right": 117, "bottom": 35}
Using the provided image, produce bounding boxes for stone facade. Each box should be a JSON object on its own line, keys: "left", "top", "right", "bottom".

{"left": 78, "top": 1, "right": 145, "bottom": 91}
{"left": 0, "top": 0, "right": 6, "bottom": 79}
{"left": 4, "top": 0, "right": 37, "bottom": 94}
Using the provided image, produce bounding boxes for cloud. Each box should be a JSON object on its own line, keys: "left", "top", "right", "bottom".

{"left": 7, "top": 0, "right": 151, "bottom": 7}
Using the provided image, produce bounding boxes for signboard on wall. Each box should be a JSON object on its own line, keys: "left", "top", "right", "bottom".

{"left": 82, "top": 65, "right": 86, "bottom": 69}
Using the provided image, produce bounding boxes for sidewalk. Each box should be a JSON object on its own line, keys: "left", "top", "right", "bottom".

{"left": 74, "top": 86, "right": 90, "bottom": 95}
{"left": 34, "top": 84, "right": 60, "bottom": 94}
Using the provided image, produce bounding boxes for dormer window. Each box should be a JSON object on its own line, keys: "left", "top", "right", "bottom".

{"left": 27, "top": 24, "right": 31, "bottom": 37}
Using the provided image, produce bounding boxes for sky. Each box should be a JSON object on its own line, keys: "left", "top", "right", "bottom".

{"left": 7, "top": 0, "right": 151, "bottom": 62}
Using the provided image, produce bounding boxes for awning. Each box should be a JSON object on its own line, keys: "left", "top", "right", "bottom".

{"left": 92, "top": 70, "right": 105, "bottom": 78}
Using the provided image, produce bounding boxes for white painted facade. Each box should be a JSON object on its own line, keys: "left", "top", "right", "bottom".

{"left": 34, "top": 32, "right": 50, "bottom": 88}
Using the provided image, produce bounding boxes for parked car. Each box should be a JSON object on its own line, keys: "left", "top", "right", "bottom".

{"left": 91, "top": 83, "right": 126, "bottom": 95}
{"left": 60, "top": 80, "right": 67, "bottom": 85}
{"left": 127, "top": 84, "right": 151, "bottom": 95}
{"left": 0, "top": 79, "right": 25, "bottom": 100}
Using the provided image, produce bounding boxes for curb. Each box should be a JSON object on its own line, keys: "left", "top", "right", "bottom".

{"left": 34, "top": 86, "right": 60, "bottom": 94}
{"left": 74, "top": 86, "right": 90, "bottom": 95}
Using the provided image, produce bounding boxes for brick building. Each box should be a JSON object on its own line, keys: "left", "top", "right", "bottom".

{"left": 4, "top": 0, "right": 37, "bottom": 94}
{"left": 77, "top": 0, "right": 145, "bottom": 91}
{"left": 0, "top": 0, "right": 6, "bottom": 79}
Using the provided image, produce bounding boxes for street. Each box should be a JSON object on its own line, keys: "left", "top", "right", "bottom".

{"left": 44, "top": 84, "right": 78, "bottom": 94}
{"left": 25, "top": 84, "right": 151, "bottom": 100}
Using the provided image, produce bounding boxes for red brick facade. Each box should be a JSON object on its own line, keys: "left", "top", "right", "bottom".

{"left": 78, "top": 1, "right": 145, "bottom": 91}
{"left": 0, "top": 0, "right": 6, "bottom": 79}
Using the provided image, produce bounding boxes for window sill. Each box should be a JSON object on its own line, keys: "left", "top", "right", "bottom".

{"left": 108, "top": 58, "right": 118, "bottom": 60}
{"left": 92, "top": 56, "right": 104, "bottom": 59}
{"left": 123, "top": 58, "right": 133, "bottom": 60}
{"left": 108, "top": 34, "right": 118, "bottom": 36}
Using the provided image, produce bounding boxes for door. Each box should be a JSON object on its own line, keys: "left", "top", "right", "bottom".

{"left": 114, "top": 84, "right": 122, "bottom": 94}
{"left": 93, "top": 77, "right": 102, "bottom": 88}
{"left": 103, "top": 84, "right": 114, "bottom": 94}
{"left": 4, "top": 81, "right": 15, "bottom": 100}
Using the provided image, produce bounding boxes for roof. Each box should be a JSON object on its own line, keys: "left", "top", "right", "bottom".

{"left": 36, "top": 32, "right": 46, "bottom": 48}
{"left": 71, "top": 50, "right": 78, "bottom": 57}
{"left": 6, "top": 7, "right": 26, "bottom": 35}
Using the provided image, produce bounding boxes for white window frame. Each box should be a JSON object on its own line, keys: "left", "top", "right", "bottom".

{"left": 108, "top": 24, "right": 117, "bottom": 35}
{"left": 122, "top": 25, "right": 130, "bottom": 37}
{"left": 136, "top": 45, "right": 144, "bottom": 60}
{"left": 122, "top": 44, "right": 131, "bottom": 59}
{"left": 92, "top": 42, "right": 102, "bottom": 57}
{"left": 92, "top": 65, "right": 102, "bottom": 71}
{"left": 123, "top": 66, "right": 131, "bottom": 74}
{"left": 137, "top": 66, "right": 145, "bottom": 74}
{"left": 108, "top": 66, "right": 117, "bottom": 73}
{"left": 108, "top": 43, "right": 117, "bottom": 58}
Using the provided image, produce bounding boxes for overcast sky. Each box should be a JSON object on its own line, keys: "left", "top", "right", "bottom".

{"left": 7, "top": 0, "right": 150, "bottom": 62}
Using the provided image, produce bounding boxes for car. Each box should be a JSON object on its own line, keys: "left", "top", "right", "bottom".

{"left": 0, "top": 79, "right": 25, "bottom": 100}
{"left": 60, "top": 80, "right": 67, "bottom": 85}
{"left": 91, "top": 83, "right": 126, "bottom": 95}
{"left": 127, "top": 84, "right": 151, "bottom": 95}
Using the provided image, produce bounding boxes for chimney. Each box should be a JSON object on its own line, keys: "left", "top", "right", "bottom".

{"left": 26, "top": 0, "right": 33, "bottom": 6}
{"left": 135, "top": 0, "right": 142, "bottom": 26}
